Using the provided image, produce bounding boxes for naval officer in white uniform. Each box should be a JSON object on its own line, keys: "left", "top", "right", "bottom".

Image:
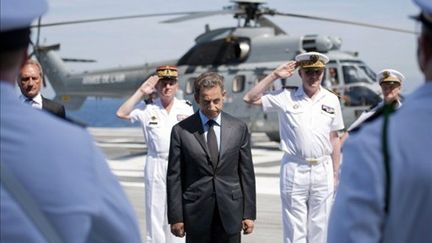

{"left": 0, "top": 0, "right": 141, "bottom": 242}
{"left": 244, "top": 52, "right": 344, "bottom": 243}
{"left": 346, "top": 69, "right": 404, "bottom": 132}
{"left": 328, "top": 0, "right": 432, "bottom": 242}
{"left": 117, "top": 65, "right": 193, "bottom": 243}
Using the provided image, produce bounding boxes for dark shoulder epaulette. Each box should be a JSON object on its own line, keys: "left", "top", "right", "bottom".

{"left": 185, "top": 100, "right": 192, "bottom": 106}
{"left": 367, "top": 102, "right": 380, "bottom": 112}
{"left": 145, "top": 98, "right": 153, "bottom": 104}
{"left": 350, "top": 104, "right": 396, "bottom": 134}
{"left": 283, "top": 86, "right": 298, "bottom": 90}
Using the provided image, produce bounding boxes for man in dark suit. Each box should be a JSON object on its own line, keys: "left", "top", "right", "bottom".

{"left": 167, "top": 72, "right": 256, "bottom": 243}
{"left": 18, "top": 59, "right": 66, "bottom": 119}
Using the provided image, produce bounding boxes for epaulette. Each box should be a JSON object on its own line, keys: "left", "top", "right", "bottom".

{"left": 283, "top": 86, "right": 298, "bottom": 90}
{"left": 145, "top": 98, "right": 153, "bottom": 104}
{"left": 367, "top": 102, "right": 380, "bottom": 112}
{"left": 184, "top": 100, "right": 192, "bottom": 106}
{"left": 350, "top": 105, "right": 392, "bottom": 133}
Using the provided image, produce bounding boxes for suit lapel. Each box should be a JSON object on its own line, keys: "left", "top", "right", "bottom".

{"left": 41, "top": 96, "right": 47, "bottom": 110}
{"left": 190, "top": 112, "right": 211, "bottom": 158}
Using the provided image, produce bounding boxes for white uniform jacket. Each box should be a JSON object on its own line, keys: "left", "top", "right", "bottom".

{"left": 262, "top": 86, "right": 344, "bottom": 158}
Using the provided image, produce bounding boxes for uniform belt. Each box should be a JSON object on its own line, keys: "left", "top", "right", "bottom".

{"left": 147, "top": 152, "right": 169, "bottom": 160}
{"left": 284, "top": 154, "right": 331, "bottom": 165}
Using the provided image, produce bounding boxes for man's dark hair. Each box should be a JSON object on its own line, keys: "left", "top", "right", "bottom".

{"left": 193, "top": 72, "right": 225, "bottom": 101}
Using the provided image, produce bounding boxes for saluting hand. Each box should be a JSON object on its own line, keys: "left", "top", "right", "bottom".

{"left": 273, "top": 61, "right": 297, "bottom": 79}
{"left": 139, "top": 75, "right": 159, "bottom": 95}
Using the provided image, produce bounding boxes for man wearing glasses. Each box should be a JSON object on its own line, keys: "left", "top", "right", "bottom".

{"left": 243, "top": 52, "right": 344, "bottom": 243}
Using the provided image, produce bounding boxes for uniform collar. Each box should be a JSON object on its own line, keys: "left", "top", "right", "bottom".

{"left": 294, "top": 85, "right": 326, "bottom": 101}
{"left": 154, "top": 97, "right": 178, "bottom": 108}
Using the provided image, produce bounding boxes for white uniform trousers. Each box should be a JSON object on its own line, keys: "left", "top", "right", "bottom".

{"left": 145, "top": 154, "right": 185, "bottom": 243}
{"left": 280, "top": 154, "right": 334, "bottom": 243}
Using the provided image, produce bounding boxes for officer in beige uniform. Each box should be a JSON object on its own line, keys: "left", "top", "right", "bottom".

{"left": 244, "top": 52, "right": 344, "bottom": 243}
{"left": 117, "top": 65, "right": 193, "bottom": 243}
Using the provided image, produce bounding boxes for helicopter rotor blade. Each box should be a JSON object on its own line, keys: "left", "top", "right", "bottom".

{"left": 274, "top": 11, "right": 416, "bottom": 35}
{"left": 29, "top": 12, "right": 210, "bottom": 28}
{"left": 28, "top": 5, "right": 416, "bottom": 35}
{"left": 257, "top": 16, "right": 286, "bottom": 35}
{"left": 62, "top": 58, "right": 97, "bottom": 63}
{"left": 35, "top": 17, "right": 42, "bottom": 46}
{"left": 160, "top": 9, "right": 237, "bottom": 23}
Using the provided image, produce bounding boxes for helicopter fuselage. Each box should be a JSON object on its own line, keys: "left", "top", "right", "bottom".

{"left": 36, "top": 26, "right": 382, "bottom": 140}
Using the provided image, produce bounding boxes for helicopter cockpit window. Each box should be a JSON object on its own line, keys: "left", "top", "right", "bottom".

{"left": 343, "top": 85, "right": 382, "bottom": 107}
{"left": 178, "top": 37, "right": 251, "bottom": 66}
{"left": 232, "top": 75, "right": 246, "bottom": 93}
{"left": 342, "top": 65, "right": 375, "bottom": 84}
{"left": 322, "top": 67, "right": 339, "bottom": 89}
{"left": 185, "top": 77, "right": 196, "bottom": 95}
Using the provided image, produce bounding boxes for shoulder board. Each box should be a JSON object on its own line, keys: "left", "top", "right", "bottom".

{"left": 144, "top": 98, "right": 153, "bottom": 104}
{"left": 184, "top": 100, "right": 192, "bottom": 106}
{"left": 367, "top": 102, "right": 381, "bottom": 112}
{"left": 283, "top": 86, "right": 298, "bottom": 90}
{"left": 350, "top": 105, "right": 396, "bottom": 133}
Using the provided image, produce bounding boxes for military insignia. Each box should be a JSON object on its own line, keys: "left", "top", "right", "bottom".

{"left": 293, "top": 104, "right": 299, "bottom": 109}
{"left": 177, "top": 114, "right": 188, "bottom": 121}
{"left": 310, "top": 54, "right": 319, "bottom": 62}
{"left": 321, "top": 104, "right": 335, "bottom": 114}
{"left": 383, "top": 71, "right": 390, "bottom": 79}
{"left": 149, "top": 115, "right": 158, "bottom": 125}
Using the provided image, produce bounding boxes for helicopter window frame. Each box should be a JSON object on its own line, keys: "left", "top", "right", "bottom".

{"left": 232, "top": 75, "right": 246, "bottom": 93}
{"left": 342, "top": 85, "right": 382, "bottom": 107}
{"left": 340, "top": 61, "right": 376, "bottom": 85}
{"left": 322, "top": 66, "right": 340, "bottom": 90}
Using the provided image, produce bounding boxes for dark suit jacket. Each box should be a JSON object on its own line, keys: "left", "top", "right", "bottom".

{"left": 167, "top": 111, "right": 256, "bottom": 236}
{"left": 42, "top": 96, "right": 66, "bottom": 119}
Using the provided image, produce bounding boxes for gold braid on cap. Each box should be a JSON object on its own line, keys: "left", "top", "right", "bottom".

{"left": 299, "top": 54, "right": 324, "bottom": 67}
{"left": 157, "top": 65, "right": 178, "bottom": 79}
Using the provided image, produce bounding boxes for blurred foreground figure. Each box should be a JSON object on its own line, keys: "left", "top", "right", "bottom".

{"left": 0, "top": 0, "right": 141, "bottom": 242}
{"left": 328, "top": 0, "right": 432, "bottom": 242}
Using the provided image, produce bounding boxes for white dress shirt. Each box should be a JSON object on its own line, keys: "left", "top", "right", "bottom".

{"left": 19, "top": 93, "right": 42, "bottom": 109}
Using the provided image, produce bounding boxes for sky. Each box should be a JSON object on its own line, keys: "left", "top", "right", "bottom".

{"left": 36, "top": 0, "right": 423, "bottom": 94}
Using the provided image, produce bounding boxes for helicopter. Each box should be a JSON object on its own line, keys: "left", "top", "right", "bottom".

{"left": 32, "top": 0, "right": 416, "bottom": 141}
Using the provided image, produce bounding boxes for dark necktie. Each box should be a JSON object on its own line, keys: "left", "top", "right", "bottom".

{"left": 206, "top": 120, "right": 219, "bottom": 167}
